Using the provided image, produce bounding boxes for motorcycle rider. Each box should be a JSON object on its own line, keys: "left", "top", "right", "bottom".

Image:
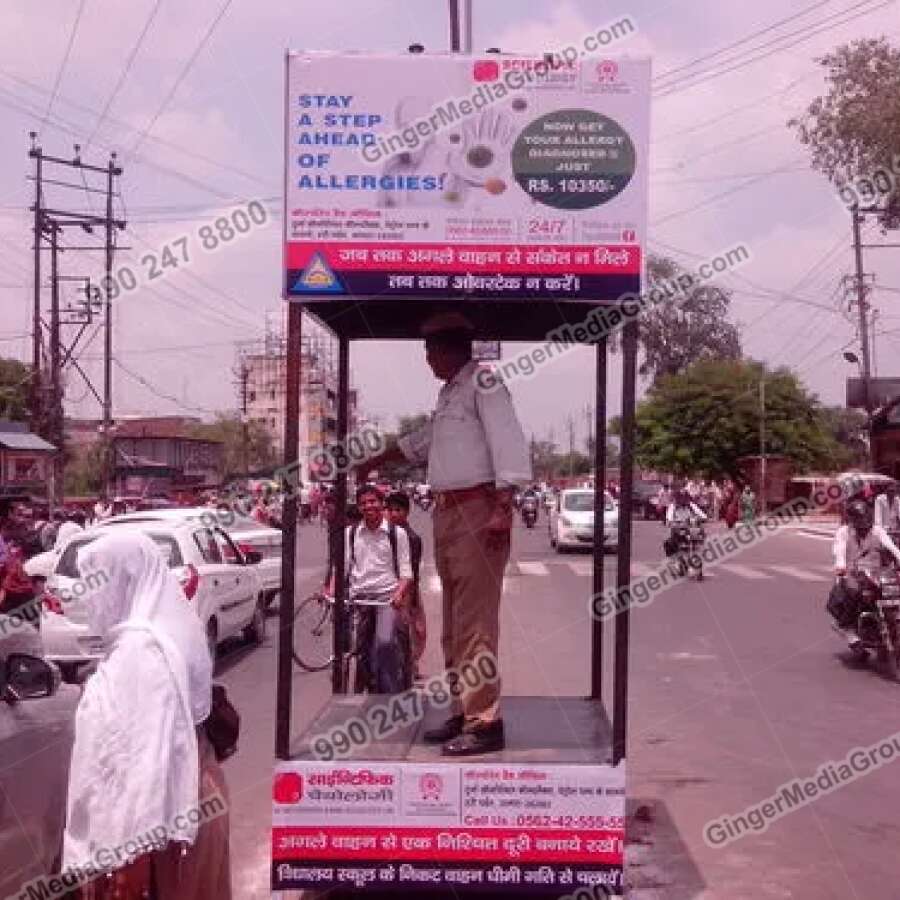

{"left": 664, "top": 489, "right": 707, "bottom": 557}
{"left": 830, "top": 499, "right": 900, "bottom": 650}
{"left": 873, "top": 482, "right": 900, "bottom": 533}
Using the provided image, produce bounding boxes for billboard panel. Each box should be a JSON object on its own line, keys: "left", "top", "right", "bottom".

{"left": 284, "top": 53, "right": 649, "bottom": 303}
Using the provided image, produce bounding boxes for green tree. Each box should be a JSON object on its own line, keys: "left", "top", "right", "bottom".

{"left": 64, "top": 441, "right": 106, "bottom": 495}
{"left": 634, "top": 359, "right": 842, "bottom": 481}
{"left": 189, "top": 414, "right": 277, "bottom": 476}
{"left": 376, "top": 413, "right": 429, "bottom": 483}
{"left": 819, "top": 405, "right": 868, "bottom": 469}
{"left": 0, "top": 357, "right": 31, "bottom": 421}
{"left": 790, "top": 38, "right": 900, "bottom": 227}
{"left": 638, "top": 255, "right": 742, "bottom": 382}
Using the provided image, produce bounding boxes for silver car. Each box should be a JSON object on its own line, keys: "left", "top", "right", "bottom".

{"left": 0, "top": 630, "right": 78, "bottom": 897}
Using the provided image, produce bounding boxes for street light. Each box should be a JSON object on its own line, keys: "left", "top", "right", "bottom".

{"left": 843, "top": 350, "right": 860, "bottom": 365}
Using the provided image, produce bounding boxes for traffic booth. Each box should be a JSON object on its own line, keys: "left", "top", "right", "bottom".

{"left": 272, "top": 49, "right": 650, "bottom": 897}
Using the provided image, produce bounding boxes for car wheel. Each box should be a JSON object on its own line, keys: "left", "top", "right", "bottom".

{"left": 206, "top": 619, "right": 219, "bottom": 663}
{"left": 264, "top": 588, "right": 280, "bottom": 611}
{"left": 58, "top": 662, "right": 81, "bottom": 683}
{"left": 244, "top": 597, "right": 266, "bottom": 645}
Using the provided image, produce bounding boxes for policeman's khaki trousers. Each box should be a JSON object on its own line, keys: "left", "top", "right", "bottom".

{"left": 433, "top": 492, "right": 510, "bottom": 728}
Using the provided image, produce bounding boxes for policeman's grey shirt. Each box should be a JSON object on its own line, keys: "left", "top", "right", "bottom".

{"left": 397, "top": 360, "right": 531, "bottom": 491}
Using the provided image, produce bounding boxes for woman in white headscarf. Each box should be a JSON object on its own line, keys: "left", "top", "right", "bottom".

{"left": 63, "top": 531, "right": 231, "bottom": 899}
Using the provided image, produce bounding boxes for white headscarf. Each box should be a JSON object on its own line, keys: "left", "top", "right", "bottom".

{"left": 62, "top": 531, "right": 213, "bottom": 873}
{"left": 54, "top": 520, "right": 83, "bottom": 548}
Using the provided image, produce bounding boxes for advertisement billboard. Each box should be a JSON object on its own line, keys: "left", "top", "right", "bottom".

{"left": 272, "top": 761, "right": 625, "bottom": 893}
{"left": 284, "top": 53, "right": 649, "bottom": 303}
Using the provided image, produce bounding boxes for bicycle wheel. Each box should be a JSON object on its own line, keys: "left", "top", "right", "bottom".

{"left": 293, "top": 594, "right": 335, "bottom": 672}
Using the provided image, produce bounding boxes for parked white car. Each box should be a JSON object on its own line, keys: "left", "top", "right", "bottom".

{"left": 548, "top": 489, "right": 619, "bottom": 552}
{"left": 98, "top": 507, "right": 283, "bottom": 607}
{"left": 41, "top": 520, "right": 266, "bottom": 679}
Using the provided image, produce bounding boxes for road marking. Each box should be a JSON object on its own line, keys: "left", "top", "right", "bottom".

{"left": 715, "top": 563, "right": 773, "bottom": 579}
{"left": 631, "top": 561, "right": 659, "bottom": 578}
{"left": 568, "top": 561, "right": 593, "bottom": 577}
{"left": 766, "top": 565, "right": 825, "bottom": 582}
{"left": 518, "top": 561, "right": 550, "bottom": 576}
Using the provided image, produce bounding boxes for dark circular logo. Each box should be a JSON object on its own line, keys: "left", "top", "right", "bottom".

{"left": 511, "top": 109, "right": 636, "bottom": 211}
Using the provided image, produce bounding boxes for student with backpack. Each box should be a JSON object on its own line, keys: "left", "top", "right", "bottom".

{"left": 385, "top": 491, "right": 425, "bottom": 681}
{"left": 344, "top": 485, "right": 413, "bottom": 693}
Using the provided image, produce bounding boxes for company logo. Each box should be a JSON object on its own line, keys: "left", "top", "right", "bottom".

{"left": 473, "top": 60, "right": 500, "bottom": 81}
{"left": 419, "top": 773, "right": 444, "bottom": 801}
{"left": 292, "top": 251, "right": 344, "bottom": 294}
{"left": 596, "top": 60, "right": 619, "bottom": 82}
{"left": 273, "top": 772, "right": 303, "bottom": 804}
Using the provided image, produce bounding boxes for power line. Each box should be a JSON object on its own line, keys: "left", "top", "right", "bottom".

{"left": 85, "top": 0, "right": 163, "bottom": 151}
{"left": 653, "top": 0, "right": 835, "bottom": 84}
{"left": 113, "top": 357, "right": 220, "bottom": 415}
{"left": 129, "top": 0, "right": 235, "bottom": 156}
{"left": 655, "top": 0, "right": 895, "bottom": 98}
{"left": 42, "top": 0, "right": 88, "bottom": 127}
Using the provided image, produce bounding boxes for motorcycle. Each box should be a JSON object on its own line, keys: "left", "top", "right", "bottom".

{"left": 837, "top": 565, "right": 900, "bottom": 678}
{"left": 521, "top": 498, "right": 538, "bottom": 529}
{"left": 417, "top": 494, "right": 433, "bottom": 512}
{"left": 667, "top": 516, "right": 705, "bottom": 580}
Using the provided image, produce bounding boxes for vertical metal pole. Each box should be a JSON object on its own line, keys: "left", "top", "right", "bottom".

{"left": 332, "top": 335, "right": 350, "bottom": 694}
{"left": 461, "top": 0, "right": 473, "bottom": 52}
{"left": 852, "top": 207, "right": 874, "bottom": 468}
{"left": 104, "top": 156, "right": 116, "bottom": 492}
{"left": 591, "top": 337, "right": 608, "bottom": 701}
{"left": 49, "top": 225, "right": 61, "bottom": 511}
{"left": 276, "top": 302, "right": 301, "bottom": 760}
{"left": 448, "top": 0, "right": 461, "bottom": 51}
{"left": 613, "top": 321, "right": 637, "bottom": 764}
{"left": 30, "top": 141, "right": 43, "bottom": 435}
{"left": 759, "top": 378, "right": 766, "bottom": 514}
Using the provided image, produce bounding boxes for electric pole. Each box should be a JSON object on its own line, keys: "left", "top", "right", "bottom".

{"left": 239, "top": 364, "right": 250, "bottom": 475}
{"left": 759, "top": 378, "right": 766, "bottom": 515}
{"left": 28, "top": 135, "right": 126, "bottom": 507}
{"left": 851, "top": 206, "right": 874, "bottom": 467}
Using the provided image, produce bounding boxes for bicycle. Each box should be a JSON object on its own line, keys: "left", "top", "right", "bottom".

{"left": 292, "top": 591, "right": 368, "bottom": 687}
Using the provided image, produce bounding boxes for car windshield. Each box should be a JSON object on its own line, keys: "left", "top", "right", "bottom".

{"left": 55, "top": 533, "right": 183, "bottom": 577}
{"left": 563, "top": 493, "right": 615, "bottom": 512}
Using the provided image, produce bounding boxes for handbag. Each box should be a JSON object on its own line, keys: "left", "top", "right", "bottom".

{"left": 204, "top": 683, "right": 240, "bottom": 762}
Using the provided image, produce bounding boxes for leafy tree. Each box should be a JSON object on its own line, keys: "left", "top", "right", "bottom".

{"left": 819, "top": 405, "right": 868, "bottom": 469}
{"left": 790, "top": 38, "right": 900, "bottom": 227}
{"left": 638, "top": 255, "right": 742, "bottom": 382}
{"left": 634, "top": 358, "right": 842, "bottom": 481}
{"left": 189, "top": 413, "right": 277, "bottom": 477}
{"left": 0, "top": 357, "right": 31, "bottom": 422}
{"left": 64, "top": 441, "right": 105, "bottom": 496}
{"left": 376, "top": 413, "right": 429, "bottom": 483}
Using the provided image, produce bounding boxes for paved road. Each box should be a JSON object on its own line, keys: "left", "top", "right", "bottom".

{"left": 220, "top": 510, "right": 898, "bottom": 899}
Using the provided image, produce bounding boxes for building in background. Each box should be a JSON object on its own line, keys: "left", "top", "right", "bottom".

{"left": 65, "top": 415, "right": 223, "bottom": 498}
{"left": 236, "top": 314, "right": 358, "bottom": 481}
{"left": 0, "top": 419, "right": 57, "bottom": 501}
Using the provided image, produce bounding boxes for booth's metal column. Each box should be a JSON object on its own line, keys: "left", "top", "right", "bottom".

{"left": 331, "top": 335, "right": 351, "bottom": 694}
{"left": 590, "top": 337, "right": 608, "bottom": 701}
{"left": 276, "top": 304, "right": 302, "bottom": 759}
{"left": 613, "top": 320, "right": 638, "bottom": 764}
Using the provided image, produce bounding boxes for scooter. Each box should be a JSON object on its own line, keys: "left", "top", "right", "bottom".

{"left": 668, "top": 517, "right": 705, "bottom": 580}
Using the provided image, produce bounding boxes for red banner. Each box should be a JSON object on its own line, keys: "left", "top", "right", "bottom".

{"left": 272, "top": 826, "right": 623, "bottom": 864}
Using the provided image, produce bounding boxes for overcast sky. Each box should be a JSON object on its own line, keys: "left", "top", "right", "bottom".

{"left": 1, "top": 0, "right": 898, "bottom": 451}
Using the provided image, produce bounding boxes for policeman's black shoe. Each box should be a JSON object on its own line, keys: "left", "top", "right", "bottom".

{"left": 423, "top": 714, "right": 464, "bottom": 744}
{"left": 442, "top": 720, "right": 505, "bottom": 756}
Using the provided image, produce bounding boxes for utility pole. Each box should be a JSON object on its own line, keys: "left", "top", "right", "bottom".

{"left": 27, "top": 135, "right": 126, "bottom": 505}
{"left": 759, "top": 378, "right": 766, "bottom": 515}
{"left": 238, "top": 364, "right": 250, "bottom": 475}
{"left": 851, "top": 206, "right": 874, "bottom": 467}
{"left": 566, "top": 414, "right": 576, "bottom": 480}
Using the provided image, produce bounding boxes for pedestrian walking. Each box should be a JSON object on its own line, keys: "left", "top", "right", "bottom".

{"left": 741, "top": 485, "right": 756, "bottom": 524}
{"left": 63, "top": 531, "right": 231, "bottom": 899}
{"left": 385, "top": 490, "right": 426, "bottom": 681}
{"left": 339, "top": 485, "right": 413, "bottom": 694}
{"left": 361, "top": 311, "right": 530, "bottom": 755}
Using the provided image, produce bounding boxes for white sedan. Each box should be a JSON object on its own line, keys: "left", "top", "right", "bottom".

{"left": 41, "top": 520, "right": 266, "bottom": 679}
{"left": 99, "top": 507, "right": 283, "bottom": 607}
{"left": 548, "top": 489, "right": 619, "bottom": 552}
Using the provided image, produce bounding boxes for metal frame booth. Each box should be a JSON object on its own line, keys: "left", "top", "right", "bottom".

{"left": 272, "top": 48, "right": 649, "bottom": 897}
